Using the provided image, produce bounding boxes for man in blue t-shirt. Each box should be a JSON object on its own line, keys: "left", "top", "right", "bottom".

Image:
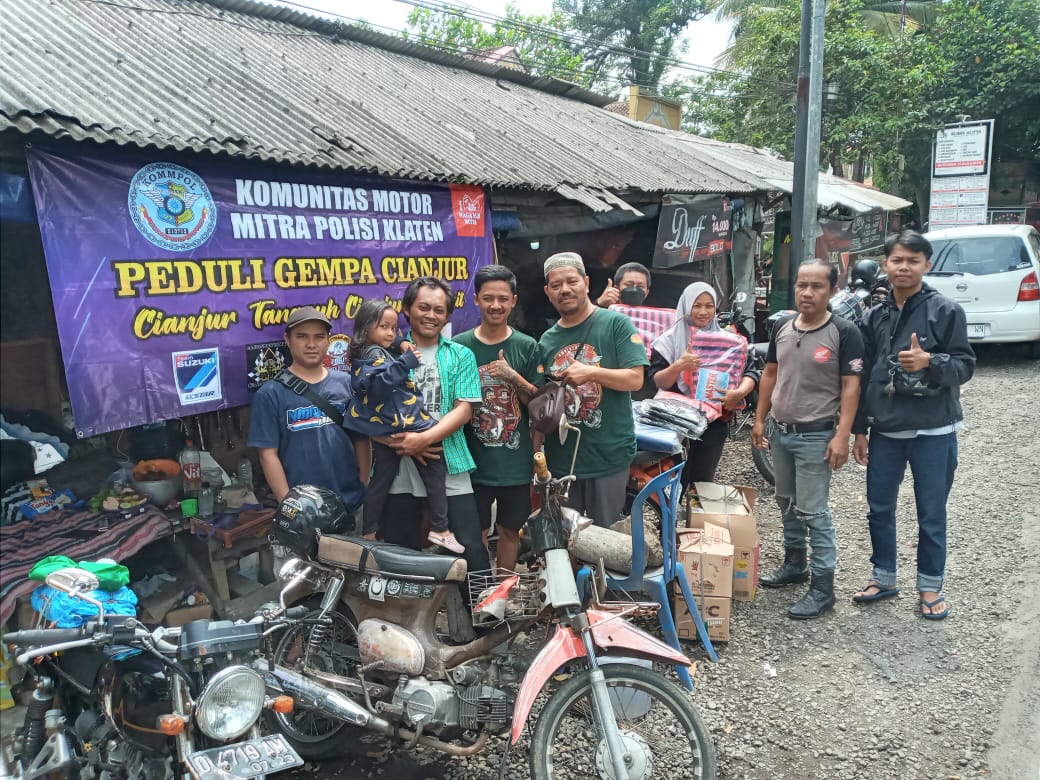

{"left": 248, "top": 306, "right": 369, "bottom": 513}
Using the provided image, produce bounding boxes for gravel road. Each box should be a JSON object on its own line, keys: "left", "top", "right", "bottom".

{"left": 285, "top": 344, "right": 1040, "bottom": 780}
{"left": 699, "top": 343, "right": 1040, "bottom": 780}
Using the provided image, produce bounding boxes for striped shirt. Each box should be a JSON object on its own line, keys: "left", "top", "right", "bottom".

{"left": 610, "top": 304, "right": 676, "bottom": 359}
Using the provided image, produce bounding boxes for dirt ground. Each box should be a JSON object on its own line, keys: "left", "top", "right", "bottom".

{"left": 283, "top": 343, "right": 1040, "bottom": 780}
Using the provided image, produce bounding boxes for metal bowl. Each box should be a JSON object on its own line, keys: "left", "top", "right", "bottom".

{"left": 131, "top": 458, "right": 182, "bottom": 507}
{"left": 131, "top": 474, "right": 181, "bottom": 507}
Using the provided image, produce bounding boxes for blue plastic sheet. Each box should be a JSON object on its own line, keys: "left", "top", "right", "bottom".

{"left": 31, "top": 584, "right": 138, "bottom": 628}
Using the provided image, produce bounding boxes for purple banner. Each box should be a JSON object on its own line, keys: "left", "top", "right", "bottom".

{"left": 25, "top": 148, "right": 494, "bottom": 437}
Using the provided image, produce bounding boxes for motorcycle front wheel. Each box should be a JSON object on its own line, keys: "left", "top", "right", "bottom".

{"left": 266, "top": 606, "right": 362, "bottom": 760}
{"left": 529, "top": 663, "right": 716, "bottom": 780}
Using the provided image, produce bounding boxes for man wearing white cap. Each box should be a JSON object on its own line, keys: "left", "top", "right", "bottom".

{"left": 248, "top": 305, "right": 369, "bottom": 513}
{"left": 538, "top": 252, "right": 648, "bottom": 527}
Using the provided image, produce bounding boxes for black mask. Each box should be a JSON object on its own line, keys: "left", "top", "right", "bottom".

{"left": 619, "top": 286, "right": 647, "bottom": 306}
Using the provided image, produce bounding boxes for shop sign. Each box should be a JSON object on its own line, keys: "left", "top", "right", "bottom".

{"left": 25, "top": 148, "right": 493, "bottom": 437}
{"left": 816, "top": 209, "right": 889, "bottom": 277}
{"left": 652, "top": 195, "right": 733, "bottom": 268}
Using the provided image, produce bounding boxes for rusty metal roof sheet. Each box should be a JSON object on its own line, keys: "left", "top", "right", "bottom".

{"left": 0, "top": 0, "right": 908, "bottom": 214}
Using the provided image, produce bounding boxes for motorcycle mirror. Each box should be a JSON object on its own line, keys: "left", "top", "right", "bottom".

{"left": 559, "top": 415, "right": 581, "bottom": 445}
{"left": 44, "top": 567, "right": 100, "bottom": 595}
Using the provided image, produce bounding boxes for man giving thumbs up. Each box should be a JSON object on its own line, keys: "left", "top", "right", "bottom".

{"left": 454, "top": 265, "right": 542, "bottom": 573}
{"left": 851, "top": 230, "right": 976, "bottom": 620}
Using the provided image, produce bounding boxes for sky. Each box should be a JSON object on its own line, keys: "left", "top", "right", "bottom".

{"left": 272, "top": 0, "right": 734, "bottom": 83}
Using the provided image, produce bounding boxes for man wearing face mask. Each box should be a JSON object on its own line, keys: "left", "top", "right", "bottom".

{"left": 597, "top": 262, "right": 669, "bottom": 400}
{"left": 596, "top": 262, "right": 652, "bottom": 308}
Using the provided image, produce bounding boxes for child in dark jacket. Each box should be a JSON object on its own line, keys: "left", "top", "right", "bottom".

{"left": 347, "top": 301, "right": 464, "bottom": 554}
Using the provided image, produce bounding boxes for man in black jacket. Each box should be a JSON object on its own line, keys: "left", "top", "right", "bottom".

{"left": 851, "top": 231, "right": 975, "bottom": 620}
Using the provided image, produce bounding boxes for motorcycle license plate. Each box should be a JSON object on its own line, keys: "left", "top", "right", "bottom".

{"left": 186, "top": 733, "right": 303, "bottom": 779}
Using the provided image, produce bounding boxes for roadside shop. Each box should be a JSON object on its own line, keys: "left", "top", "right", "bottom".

{"left": 1, "top": 0, "right": 909, "bottom": 634}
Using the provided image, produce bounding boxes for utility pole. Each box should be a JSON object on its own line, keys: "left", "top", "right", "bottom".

{"left": 789, "top": 0, "right": 827, "bottom": 306}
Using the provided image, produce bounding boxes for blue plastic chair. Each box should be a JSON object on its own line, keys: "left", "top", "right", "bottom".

{"left": 576, "top": 463, "right": 718, "bottom": 691}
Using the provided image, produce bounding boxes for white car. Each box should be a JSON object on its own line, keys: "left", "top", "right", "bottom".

{"left": 923, "top": 224, "right": 1040, "bottom": 356}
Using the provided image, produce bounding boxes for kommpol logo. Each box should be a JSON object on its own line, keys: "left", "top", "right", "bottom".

{"left": 129, "top": 163, "right": 217, "bottom": 251}
{"left": 172, "top": 348, "right": 222, "bottom": 406}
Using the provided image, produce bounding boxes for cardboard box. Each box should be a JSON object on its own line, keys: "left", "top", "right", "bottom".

{"left": 164, "top": 605, "right": 214, "bottom": 627}
{"left": 137, "top": 580, "right": 184, "bottom": 626}
{"left": 674, "top": 594, "right": 731, "bottom": 642}
{"left": 15, "top": 596, "right": 40, "bottom": 631}
{"left": 691, "top": 483, "right": 761, "bottom": 602}
{"left": 677, "top": 525, "right": 734, "bottom": 599}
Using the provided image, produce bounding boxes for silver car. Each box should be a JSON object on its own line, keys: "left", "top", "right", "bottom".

{"left": 923, "top": 224, "right": 1040, "bottom": 357}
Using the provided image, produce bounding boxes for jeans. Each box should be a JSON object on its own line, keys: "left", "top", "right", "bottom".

{"left": 866, "top": 431, "right": 958, "bottom": 593}
{"left": 769, "top": 420, "right": 837, "bottom": 575}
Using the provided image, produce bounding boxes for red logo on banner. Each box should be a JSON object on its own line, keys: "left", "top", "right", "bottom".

{"left": 450, "top": 185, "right": 486, "bottom": 237}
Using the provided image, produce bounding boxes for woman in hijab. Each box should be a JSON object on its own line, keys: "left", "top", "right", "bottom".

{"left": 649, "top": 282, "right": 759, "bottom": 486}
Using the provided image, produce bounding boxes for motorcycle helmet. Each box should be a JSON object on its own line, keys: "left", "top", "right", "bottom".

{"left": 850, "top": 259, "right": 881, "bottom": 289}
{"left": 828, "top": 288, "right": 868, "bottom": 322}
{"left": 272, "top": 485, "right": 350, "bottom": 558}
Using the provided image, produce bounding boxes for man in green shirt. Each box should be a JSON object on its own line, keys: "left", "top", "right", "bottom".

{"left": 538, "top": 252, "right": 648, "bottom": 527}
{"left": 381, "top": 276, "right": 490, "bottom": 579}
{"left": 454, "top": 265, "right": 543, "bottom": 573}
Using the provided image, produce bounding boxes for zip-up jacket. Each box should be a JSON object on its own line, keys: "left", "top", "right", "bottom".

{"left": 853, "top": 283, "right": 975, "bottom": 434}
{"left": 344, "top": 344, "right": 434, "bottom": 437}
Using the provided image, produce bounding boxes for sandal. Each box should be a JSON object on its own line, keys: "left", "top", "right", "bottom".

{"left": 428, "top": 531, "right": 465, "bottom": 555}
{"left": 919, "top": 594, "right": 949, "bottom": 621}
{"left": 852, "top": 581, "right": 900, "bottom": 603}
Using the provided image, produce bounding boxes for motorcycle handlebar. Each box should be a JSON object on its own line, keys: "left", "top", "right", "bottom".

{"left": 6, "top": 627, "right": 91, "bottom": 646}
{"left": 533, "top": 452, "right": 550, "bottom": 482}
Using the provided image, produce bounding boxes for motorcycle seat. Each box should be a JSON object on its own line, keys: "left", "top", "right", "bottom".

{"left": 317, "top": 535, "right": 468, "bottom": 583}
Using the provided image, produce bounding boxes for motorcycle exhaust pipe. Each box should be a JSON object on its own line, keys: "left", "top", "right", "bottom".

{"left": 267, "top": 666, "right": 371, "bottom": 728}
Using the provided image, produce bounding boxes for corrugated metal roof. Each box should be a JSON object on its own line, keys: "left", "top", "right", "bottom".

{"left": 0, "top": 0, "right": 909, "bottom": 214}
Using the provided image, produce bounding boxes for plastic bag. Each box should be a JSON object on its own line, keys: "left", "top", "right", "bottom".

{"left": 635, "top": 395, "right": 709, "bottom": 440}
{"left": 609, "top": 305, "right": 676, "bottom": 359}
{"left": 29, "top": 555, "right": 131, "bottom": 591}
{"left": 30, "top": 584, "right": 138, "bottom": 628}
{"left": 672, "top": 328, "right": 748, "bottom": 421}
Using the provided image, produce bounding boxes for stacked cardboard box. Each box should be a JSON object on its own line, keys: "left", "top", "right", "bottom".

{"left": 674, "top": 593, "right": 731, "bottom": 642}
{"left": 691, "top": 482, "right": 760, "bottom": 602}
{"left": 673, "top": 483, "right": 761, "bottom": 643}
{"left": 677, "top": 524, "right": 734, "bottom": 598}
{"left": 675, "top": 524, "right": 734, "bottom": 642}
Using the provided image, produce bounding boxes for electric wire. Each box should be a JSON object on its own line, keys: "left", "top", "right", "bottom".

{"left": 276, "top": 0, "right": 797, "bottom": 91}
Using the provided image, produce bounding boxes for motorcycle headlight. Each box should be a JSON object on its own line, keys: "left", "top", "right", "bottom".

{"left": 194, "top": 666, "right": 265, "bottom": 741}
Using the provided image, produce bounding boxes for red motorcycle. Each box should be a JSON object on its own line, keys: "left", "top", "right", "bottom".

{"left": 262, "top": 430, "right": 716, "bottom": 778}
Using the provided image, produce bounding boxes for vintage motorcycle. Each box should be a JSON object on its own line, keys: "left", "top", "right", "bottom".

{"left": 262, "top": 423, "right": 716, "bottom": 779}
{"left": 1, "top": 567, "right": 304, "bottom": 780}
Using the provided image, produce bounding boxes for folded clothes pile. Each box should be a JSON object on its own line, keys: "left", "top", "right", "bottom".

{"left": 634, "top": 397, "right": 709, "bottom": 441}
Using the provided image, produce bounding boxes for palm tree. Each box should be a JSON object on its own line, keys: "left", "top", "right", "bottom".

{"left": 859, "top": 1, "right": 938, "bottom": 36}
{"left": 712, "top": 0, "right": 938, "bottom": 67}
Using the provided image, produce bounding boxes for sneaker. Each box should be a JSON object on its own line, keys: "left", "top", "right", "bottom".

{"left": 427, "top": 531, "right": 465, "bottom": 554}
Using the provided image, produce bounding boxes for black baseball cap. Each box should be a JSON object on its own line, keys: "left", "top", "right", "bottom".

{"left": 285, "top": 305, "right": 332, "bottom": 332}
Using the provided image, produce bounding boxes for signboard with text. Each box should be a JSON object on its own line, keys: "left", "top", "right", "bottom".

{"left": 929, "top": 120, "right": 994, "bottom": 229}
{"left": 25, "top": 147, "right": 494, "bottom": 437}
{"left": 816, "top": 209, "right": 889, "bottom": 278}
{"left": 652, "top": 195, "right": 733, "bottom": 268}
